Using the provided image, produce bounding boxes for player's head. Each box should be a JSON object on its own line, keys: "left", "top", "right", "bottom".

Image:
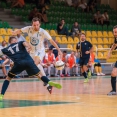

{"left": 2, "top": 40, "right": 7, "bottom": 47}
{"left": 71, "top": 51, "right": 75, "bottom": 56}
{"left": 32, "top": 17, "right": 41, "bottom": 31}
{"left": 113, "top": 25, "right": 117, "bottom": 38}
{"left": 9, "top": 36, "right": 18, "bottom": 44}
{"left": 80, "top": 33, "right": 86, "bottom": 42}
{"left": 61, "top": 19, "right": 65, "bottom": 24}
{"left": 74, "top": 21, "right": 78, "bottom": 27}
{"left": 63, "top": 51, "right": 67, "bottom": 56}
{"left": 48, "top": 47, "right": 53, "bottom": 54}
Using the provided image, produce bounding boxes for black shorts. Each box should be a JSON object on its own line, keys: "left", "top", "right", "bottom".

{"left": 114, "top": 61, "right": 117, "bottom": 68}
{"left": 79, "top": 57, "right": 90, "bottom": 67}
{"left": 8, "top": 60, "right": 40, "bottom": 78}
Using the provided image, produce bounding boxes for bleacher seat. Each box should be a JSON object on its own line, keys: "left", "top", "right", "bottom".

{"left": 0, "top": 28, "right": 7, "bottom": 35}
{"left": 108, "top": 31, "right": 114, "bottom": 38}
{"left": 67, "top": 44, "right": 73, "bottom": 50}
{"left": 61, "top": 37, "right": 68, "bottom": 44}
{"left": 92, "top": 31, "right": 97, "bottom": 37}
{"left": 0, "top": 36, "right": 3, "bottom": 43}
{"left": 86, "top": 31, "right": 92, "bottom": 37}
{"left": 49, "top": 30, "right": 57, "bottom": 36}
{"left": 92, "top": 38, "right": 97, "bottom": 44}
{"left": 4, "top": 36, "right": 9, "bottom": 42}
{"left": 74, "top": 37, "right": 79, "bottom": 44}
{"left": 97, "top": 31, "right": 103, "bottom": 37}
{"left": 97, "top": 52, "right": 104, "bottom": 59}
{"left": 103, "top": 38, "right": 109, "bottom": 44}
{"left": 55, "top": 37, "right": 61, "bottom": 43}
{"left": 87, "top": 38, "right": 91, "bottom": 43}
{"left": 6, "top": 29, "right": 12, "bottom": 36}
{"left": 67, "top": 37, "right": 74, "bottom": 44}
{"left": 97, "top": 38, "right": 103, "bottom": 44}
{"left": 103, "top": 31, "right": 108, "bottom": 37}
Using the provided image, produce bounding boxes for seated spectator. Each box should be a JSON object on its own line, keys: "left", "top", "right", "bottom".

{"left": 78, "top": 0, "right": 88, "bottom": 12}
{"left": 87, "top": 0, "right": 97, "bottom": 12}
{"left": 93, "top": 10, "right": 103, "bottom": 25}
{"left": 16, "top": 34, "right": 25, "bottom": 42}
{"left": 11, "top": 0, "right": 25, "bottom": 8}
{"left": 65, "top": 51, "right": 79, "bottom": 76}
{"left": 72, "top": 0, "right": 79, "bottom": 9}
{"left": 43, "top": 47, "right": 55, "bottom": 77}
{"left": 88, "top": 49, "right": 105, "bottom": 76}
{"left": 0, "top": 41, "right": 10, "bottom": 78}
{"left": 102, "top": 10, "right": 110, "bottom": 26}
{"left": 71, "top": 21, "right": 81, "bottom": 37}
{"left": 65, "top": 0, "right": 72, "bottom": 6}
{"left": 39, "top": 7, "right": 48, "bottom": 23}
{"left": 29, "top": 7, "right": 48, "bottom": 23}
{"left": 57, "top": 19, "right": 70, "bottom": 36}
{"left": 55, "top": 51, "right": 67, "bottom": 77}
{"left": 49, "top": 40, "right": 60, "bottom": 58}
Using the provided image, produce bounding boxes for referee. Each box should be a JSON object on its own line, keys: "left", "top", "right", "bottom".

{"left": 76, "top": 33, "right": 92, "bottom": 83}
{"left": 107, "top": 25, "right": 117, "bottom": 95}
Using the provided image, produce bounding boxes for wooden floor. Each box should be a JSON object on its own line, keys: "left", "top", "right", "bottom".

{"left": 0, "top": 76, "right": 117, "bottom": 117}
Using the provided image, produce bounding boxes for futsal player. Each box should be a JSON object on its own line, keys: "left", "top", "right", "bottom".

{"left": 76, "top": 33, "right": 92, "bottom": 83}
{"left": 0, "top": 37, "right": 62, "bottom": 100}
{"left": 107, "top": 25, "right": 117, "bottom": 95}
{"left": 12, "top": 17, "right": 62, "bottom": 93}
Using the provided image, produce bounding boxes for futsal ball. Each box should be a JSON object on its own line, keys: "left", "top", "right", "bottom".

{"left": 55, "top": 60, "right": 65, "bottom": 70}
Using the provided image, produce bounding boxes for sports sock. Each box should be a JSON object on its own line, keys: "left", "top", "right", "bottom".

{"left": 1, "top": 80, "right": 10, "bottom": 95}
{"left": 111, "top": 76, "right": 116, "bottom": 92}
{"left": 37, "top": 64, "right": 46, "bottom": 76}
{"left": 41, "top": 76, "right": 50, "bottom": 84}
{"left": 82, "top": 72, "right": 87, "bottom": 79}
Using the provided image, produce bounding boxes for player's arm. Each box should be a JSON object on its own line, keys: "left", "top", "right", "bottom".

{"left": 12, "top": 26, "right": 30, "bottom": 35}
{"left": 85, "top": 42, "right": 93, "bottom": 54}
{"left": 44, "top": 30, "right": 62, "bottom": 58}
{"left": 107, "top": 43, "right": 117, "bottom": 59}
{"left": 23, "top": 42, "right": 32, "bottom": 52}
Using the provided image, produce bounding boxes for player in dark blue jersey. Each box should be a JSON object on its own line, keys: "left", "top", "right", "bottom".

{"left": 76, "top": 33, "right": 92, "bottom": 83}
{"left": 107, "top": 25, "right": 117, "bottom": 95}
{"left": 0, "top": 37, "right": 62, "bottom": 100}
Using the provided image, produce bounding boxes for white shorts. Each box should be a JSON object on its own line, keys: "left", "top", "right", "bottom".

{"left": 30, "top": 49, "right": 45, "bottom": 61}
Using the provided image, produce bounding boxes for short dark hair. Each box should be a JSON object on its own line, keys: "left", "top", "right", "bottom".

{"left": 113, "top": 25, "right": 117, "bottom": 29}
{"left": 63, "top": 50, "right": 67, "bottom": 53}
{"left": 32, "top": 17, "right": 41, "bottom": 23}
{"left": 9, "top": 36, "right": 16, "bottom": 43}
{"left": 61, "top": 19, "right": 65, "bottom": 21}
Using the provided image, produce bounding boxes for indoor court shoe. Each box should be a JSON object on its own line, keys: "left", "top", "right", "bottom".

{"left": 87, "top": 71, "right": 91, "bottom": 78}
{"left": 84, "top": 78, "right": 89, "bottom": 83}
{"left": 107, "top": 91, "right": 116, "bottom": 95}
{"left": 48, "top": 81, "right": 62, "bottom": 89}
{"left": 0, "top": 94, "right": 3, "bottom": 101}
{"left": 47, "top": 86, "right": 53, "bottom": 94}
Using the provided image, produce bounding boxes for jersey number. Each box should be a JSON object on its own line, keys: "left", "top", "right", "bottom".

{"left": 8, "top": 44, "right": 19, "bottom": 54}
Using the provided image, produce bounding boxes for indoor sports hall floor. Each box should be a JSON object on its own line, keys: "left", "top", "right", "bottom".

{"left": 0, "top": 76, "right": 117, "bottom": 117}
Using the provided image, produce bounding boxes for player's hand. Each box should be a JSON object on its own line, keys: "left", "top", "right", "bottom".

{"left": 85, "top": 51, "right": 90, "bottom": 54}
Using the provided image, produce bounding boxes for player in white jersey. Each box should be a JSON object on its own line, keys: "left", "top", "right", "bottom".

{"left": 12, "top": 17, "right": 62, "bottom": 94}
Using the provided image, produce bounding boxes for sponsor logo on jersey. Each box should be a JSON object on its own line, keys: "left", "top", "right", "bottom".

{"left": 30, "top": 37, "right": 39, "bottom": 46}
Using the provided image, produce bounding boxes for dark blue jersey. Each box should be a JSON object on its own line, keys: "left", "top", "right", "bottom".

{"left": 76, "top": 40, "right": 92, "bottom": 58}
{"left": 1, "top": 41, "right": 33, "bottom": 63}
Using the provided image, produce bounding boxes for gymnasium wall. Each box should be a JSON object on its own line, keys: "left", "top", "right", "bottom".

{"left": 101, "top": 0, "right": 117, "bottom": 10}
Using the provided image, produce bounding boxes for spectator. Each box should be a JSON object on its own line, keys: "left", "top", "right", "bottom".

{"left": 39, "top": 7, "right": 48, "bottom": 23}
{"left": 44, "top": 40, "right": 49, "bottom": 48}
{"left": 72, "top": 0, "right": 79, "bottom": 9}
{"left": 57, "top": 19, "right": 70, "bottom": 36}
{"left": 0, "top": 41, "right": 9, "bottom": 78}
{"left": 78, "top": 0, "right": 88, "bottom": 12}
{"left": 88, "top": 48, "right": 105, "bottom": 76}
{"left": 43, "top": 47, "right": 55, "bottom": 77}
{"left": 65, "top": 0, "right": 72, "bottom": 6}
{"left": 87, "top": 0, "right": 97, "bottom": 12}
{"left": 16, "top": 34, "right": 25, "bottom": 42}
{"left": 49, "top": 40, "right": 60, "bottom": 58}
{"left": 93, "top": 10, "right": 103, "bottom": 25}
{"left": 71, "top": 21, "right": 81, "bottom": 37}
{"left": 65, "top": 51, "right": 79, "bottom": 76}
{"left": 102, "top": 10, "right": 110, "bottom": 26}
{"left": 11, "top": 0, "right": 25, "bottom": 8}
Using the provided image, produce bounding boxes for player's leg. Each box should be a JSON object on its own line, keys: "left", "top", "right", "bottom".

{"left": 26, "top": 61, "right": 62, "bottom": 94}
{"left": 0, "top": 64, "right": 24, "bottom": 100}
{"left": 98, "top": 63, "right": 105, "bottom": 75}
{"left": 107, "top": 62, "right": 117, "bottom": 95}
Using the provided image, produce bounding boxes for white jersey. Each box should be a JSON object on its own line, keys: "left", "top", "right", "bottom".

{"left": 21, "top": 26, "right": 51, "bottom": 53}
